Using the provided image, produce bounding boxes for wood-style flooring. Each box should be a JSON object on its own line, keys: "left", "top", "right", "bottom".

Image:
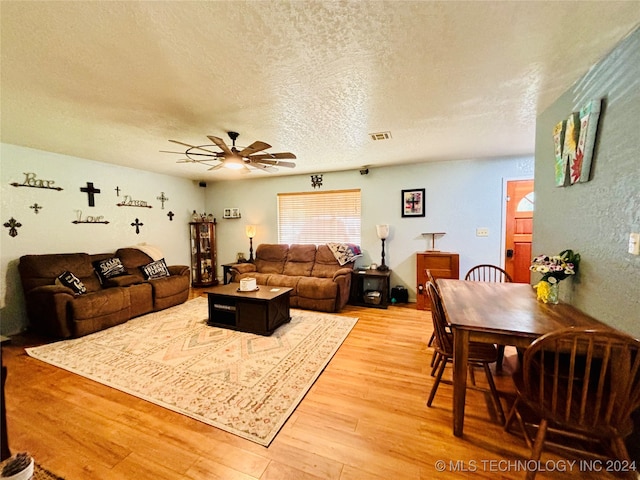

{"left": 1, "top": 290, "right": 625, "bottom": 479}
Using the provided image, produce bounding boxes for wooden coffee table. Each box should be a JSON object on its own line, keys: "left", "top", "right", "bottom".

{"left": 205, "top": 283, "right": 292, "bottom": 335}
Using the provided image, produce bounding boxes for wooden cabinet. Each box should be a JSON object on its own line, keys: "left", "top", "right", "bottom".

{"left": 416, "top": 252, "right": 459, "bottom": 310}
{"left": 190, "top": 221, "right": 218, "bottom": 287}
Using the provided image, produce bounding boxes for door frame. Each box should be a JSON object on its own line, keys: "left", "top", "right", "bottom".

{"left": 500, "top": 175, "right": 534, "bottom": 271}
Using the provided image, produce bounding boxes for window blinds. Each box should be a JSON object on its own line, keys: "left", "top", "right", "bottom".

{"left": 277, "top": 189, "right": 361, "bottom": 245}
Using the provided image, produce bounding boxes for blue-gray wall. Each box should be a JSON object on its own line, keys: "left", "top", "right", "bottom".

{"left": 533, "top": 28, "right": 640, "bottom": 337}
{"left": 206, "top": 156, "right": 533, "bottom": 302}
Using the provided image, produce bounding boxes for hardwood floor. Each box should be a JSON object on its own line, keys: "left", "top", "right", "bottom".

{"left": 1, "top": 291, "right": 623, "bottom": 479}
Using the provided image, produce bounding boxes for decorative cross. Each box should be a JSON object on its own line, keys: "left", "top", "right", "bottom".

{"left": 80, "top": 182, "right": 101, "bottom": 207}
{"left": 131, "top": 218, "right": 143, "bottom": 234}
{"left": 405, "top": 193, "right": 420, "bottom": 211}
{"left": 4, "top": 217, "right": 22, "bottom": 237}
{"left": 167, "top": 211, "right": 174, "bottom": 221}
{"left": 157, "top": 192, "right": 169, "bottom": 209}
{"left": 30, "top": 203, "right": 43, "bottom": 214}
{"left": 115, "top": 186, "right": 121, "bottom": 197}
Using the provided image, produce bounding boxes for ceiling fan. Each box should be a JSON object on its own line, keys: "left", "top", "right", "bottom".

{"left": 163, "top": 131, "right": 296, "bottom": 173}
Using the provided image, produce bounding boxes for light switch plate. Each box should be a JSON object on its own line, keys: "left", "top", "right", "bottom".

{"left": 629, "top": 233, "right": 640, "bottom": 255}
{"left": 476, "top": 228, "right": 489, "bottom": 237}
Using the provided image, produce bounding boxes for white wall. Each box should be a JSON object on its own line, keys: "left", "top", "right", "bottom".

{"left": 206, "top": 155, "right": 533, "bottom": 299}
{"left": 0, "top": 143, "right": 205, "bottom": 335}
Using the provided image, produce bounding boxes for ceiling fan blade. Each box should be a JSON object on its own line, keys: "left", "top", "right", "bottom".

{"left": 249, "top": 162, "right": 278, "bottom": 173}
{"left": 239, "top": 141, "right": 271, "bottom": 157}
{"left": 251, "top": 158, "right": 296, "bottom": 168}
{"left": 207, "top": 136, "right": 233, "bottom": 155}
{"left": 250, "top": 152, "right": 297, "bottom": 160}
{"left": 168, "top": 139, "right": 219, "bottom": 155}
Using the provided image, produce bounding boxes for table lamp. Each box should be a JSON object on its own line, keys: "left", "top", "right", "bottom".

{"left": 245, "top": 225, "right": 256, "bottom": 262}
{"left": 376, "top": 224, "right": 390, "bottom": 271}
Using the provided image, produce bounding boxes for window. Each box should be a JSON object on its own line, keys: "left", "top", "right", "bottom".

{"left": 277, "top": 189, "right": 361, "bottom": 245}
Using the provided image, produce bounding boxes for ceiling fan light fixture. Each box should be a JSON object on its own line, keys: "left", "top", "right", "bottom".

{"left": 224, "top": 155, "right": 245, "bottom": 169}
{"left": 166, "top": 132, "right": 296, "bottom": 174}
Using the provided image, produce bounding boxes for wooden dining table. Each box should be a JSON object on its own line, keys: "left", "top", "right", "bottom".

{"left": 436, "top": 278, "right": 609, "bottom": 437}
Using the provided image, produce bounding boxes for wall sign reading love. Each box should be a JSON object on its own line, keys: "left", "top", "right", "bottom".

{"left": 72, "top": 210, "right": 110, "bottom": 224}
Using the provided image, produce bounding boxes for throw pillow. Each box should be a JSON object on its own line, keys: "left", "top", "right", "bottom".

{"left": 55, "top": 270, "right": 87, "bottom": 295}
{"left": 93, "top": 257, "right": 127, "bottom": 284}
{"left": 140, "top": 258, "right": 170, "bottom": 280}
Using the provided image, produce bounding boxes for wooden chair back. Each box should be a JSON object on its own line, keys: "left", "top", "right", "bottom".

{"left": 426, "top": 282, "right": 452, "bottom": 355}
{"left": 522, "top": 327, "right": 640, "bottom": 439}
{"left": 465, "top": 264, "right": 512, "bottom": 283}
{"left": 425, "top": 268, "right": 437, "bottom": 286}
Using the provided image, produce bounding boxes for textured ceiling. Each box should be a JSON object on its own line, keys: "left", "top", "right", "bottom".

{"left": 1, "top": 1, "right": 639, "bottom": 181}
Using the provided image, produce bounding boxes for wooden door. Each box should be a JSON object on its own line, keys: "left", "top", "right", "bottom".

{"left": 504, "top": 180, "right": 534, "bottom": 283}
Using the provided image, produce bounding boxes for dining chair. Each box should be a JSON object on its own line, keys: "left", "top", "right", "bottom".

{"left": 425, "top": 269, "right": 437, "bottom": 347}
{"left": 425, "top": 282, "right": 505, "bottom": 424}
{"left": 504, "top": 327, "right": 640, "bottom": 480}
{"left": 464, "top": 264, "right": 513, "bottom": 283}
{"left": 464, "top": 264, "right": 513, "bottom": 369}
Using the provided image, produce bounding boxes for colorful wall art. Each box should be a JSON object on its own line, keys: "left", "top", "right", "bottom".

{"left": 552, "top": 99, "right": 602, "bottom": 187}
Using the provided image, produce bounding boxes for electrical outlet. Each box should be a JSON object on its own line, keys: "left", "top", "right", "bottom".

{"left": 629, "top": 233, "right": 640, "bottom": 255}
{"left": 476, "top": 228, "right": 489, "bottom": 237}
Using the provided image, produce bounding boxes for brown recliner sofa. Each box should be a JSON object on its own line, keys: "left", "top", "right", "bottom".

{"left": 230, "top": 244, "right": 354, "bottom": 312}
{"left": 18, "top": 248, "right": 189, "bottom": 338}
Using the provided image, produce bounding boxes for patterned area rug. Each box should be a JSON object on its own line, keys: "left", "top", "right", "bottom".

{"left": 26, "top": 297, "right": 358, "bottom": 446}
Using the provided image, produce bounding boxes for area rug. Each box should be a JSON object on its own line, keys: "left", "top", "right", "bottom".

{"left": 26, "top": 297, "right": 358, "bottom": 446}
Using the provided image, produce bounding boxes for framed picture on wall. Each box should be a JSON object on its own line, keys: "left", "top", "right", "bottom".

{"left": 401, "top": 188, "right": 425, "bottom": 217}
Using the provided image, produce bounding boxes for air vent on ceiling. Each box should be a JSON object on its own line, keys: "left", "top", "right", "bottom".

{"left": 369, "top": 131, "right": 392, "bottom": 141}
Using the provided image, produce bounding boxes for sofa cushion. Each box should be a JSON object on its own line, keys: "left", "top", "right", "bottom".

{"left": 253, "top": 244, "right": 289, "bottom": 274}
{"left": 19, "top": 253, "right": 103, "bottom": 293}
{"left": 140, "top": 258, "right": 170, "bottom": 279}
{"left": 265, "top": 274, "right": 301, "bottom": 291}
{"left": 70, "top": 288, "right": 131, "bottom": 337}
{"left": 93, "top": 257, "right": 127, "bottom": 284}
{"left": 149, "top": 274, "right": 190, "bottom": 311}
{"left": 104, "top": 275, "right": 142, "bottom": 288}
{"left": 55, "top": 271, "right": 87, "bottom": 295}
{"left": 283, "top": 244, "right": 316, "bottom": 276}
{"left": 297, "top": 276, "right": 338, "bottom": 299}
{"left": 115, "top": 248, "right": 153, "bottom": 281}
{"left": 311, "top": 245, "right": 349, "bottom": 278}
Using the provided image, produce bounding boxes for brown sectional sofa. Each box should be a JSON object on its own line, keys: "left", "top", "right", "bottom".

{"left": 230, "top": 244, "right": 354, "bottom": 312}
{"left": 18, "top": 248, "right": 190, "bottom": 338}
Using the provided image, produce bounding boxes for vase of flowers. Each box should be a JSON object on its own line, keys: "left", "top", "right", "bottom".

{"left": 530, "top": 249, "right": 580, "bottom": 304}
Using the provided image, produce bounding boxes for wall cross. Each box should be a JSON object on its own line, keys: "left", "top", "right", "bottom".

{"left": 157, "top": 192, "right": 169, "bottom": 209}
{"left": 131, "top": 218, "right": 144, "bottom": 234}
{"left": 80, "top": 182, "right": 101, "bottom": 207}
{"left": 3, "top": 217, "right": 22, "bottom": 237}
